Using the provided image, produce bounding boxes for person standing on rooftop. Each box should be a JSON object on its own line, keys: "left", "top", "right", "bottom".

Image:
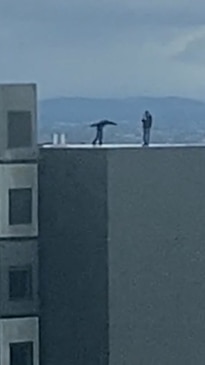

{"left": 141, "top": 110, "right": 153, "bottom": 146}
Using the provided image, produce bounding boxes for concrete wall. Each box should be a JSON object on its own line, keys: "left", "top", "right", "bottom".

{"left": 0, "top": 164, "right": 38, "bottom": 238}
{"left": 39, "top": 145, "right": 205, "bottom": 365}
{"left": 39, "top": 148, "right": 109, "bottom": 365}
{"left": 0, "top": 240, "right": 39, "bottom": 317}
{"left": 107, "top": 147, "right": 205, "bottom": 365}
{"left": 0, "top": 317, "right": 39, "bottom": 365}
{"left": 0, "top": 84, "right": 37, "bottom": 161}
{"left": 0, "top": 83, "right": 39, "bottom": 365}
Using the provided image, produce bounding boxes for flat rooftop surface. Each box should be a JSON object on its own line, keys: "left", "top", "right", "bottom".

{"left": 41, "top": 143, "right": 205, "bottom": 149}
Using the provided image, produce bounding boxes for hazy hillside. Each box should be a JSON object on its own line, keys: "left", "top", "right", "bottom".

{"left": 38, "top": 96, "right": 205, "bottom": 144}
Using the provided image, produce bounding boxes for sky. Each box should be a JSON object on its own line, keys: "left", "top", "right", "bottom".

{"left": 1, "top": 0, "right": 205, "bottom": 99}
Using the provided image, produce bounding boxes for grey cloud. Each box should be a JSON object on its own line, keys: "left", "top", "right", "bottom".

{"left": 0, "top": 3, "right": 201, "bottom": 53}
{"left": 0, "top": 0, "right": 205, "bottom": 98}
{"left": 1, "top": 0, "right": 205, "bottom": 32}
{"left": 176, "top": 36, "right": 205, "bottom": 64}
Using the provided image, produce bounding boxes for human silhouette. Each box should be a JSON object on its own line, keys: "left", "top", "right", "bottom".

{"left": 90, "top": 120, "right": 117, "bottom": 145}
{"left": 141, "top": 110, "right": 152, "bottom": 146}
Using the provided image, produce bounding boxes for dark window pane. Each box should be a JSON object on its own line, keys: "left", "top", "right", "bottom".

{"left": 9, "top": 188, "right": 32, "bottom": 225}
{"left": 9, "top": 266, "right": 33, "bottom": 300}
{"left": 10, "top": 342, "right": 33, "bottom": 365}
{"left": 7, "top": 111, "right": 32, "bottom": 148}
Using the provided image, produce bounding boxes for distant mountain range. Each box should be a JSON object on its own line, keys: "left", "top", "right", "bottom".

{"left": 38, "top": 96, "right": 205, "bottom": 144}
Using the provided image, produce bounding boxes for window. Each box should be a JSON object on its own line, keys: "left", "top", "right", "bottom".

{"left": 7, "top": 111, "right": 32, "bottom": 148}
{"left": 9, "top": 188, "right": 32, "bottom": 225}
{"left": 10, "top": 342, "right": 33, "bottom": 365}
{"left": 9, "top": 265, "right": 33, "bottom": 300}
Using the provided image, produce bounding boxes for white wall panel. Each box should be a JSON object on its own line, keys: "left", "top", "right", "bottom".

{"left": 0, "top": 240, "right": 39, "bottom": 316}
{"left": 0, "top": 84, "right": 37, "bottom": 161}
{"left": 0, "top": 164, "right": 38, "bottom": 237}
{"left": 0, "top": 317, "right": 39, "bottom": 365}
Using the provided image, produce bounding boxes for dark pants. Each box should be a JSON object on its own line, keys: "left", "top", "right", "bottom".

{"left": 143, "top": 127, "right": 151, "bottom": 146}
{"left": 92, "top": 128, "right": 103, "bottom": 145}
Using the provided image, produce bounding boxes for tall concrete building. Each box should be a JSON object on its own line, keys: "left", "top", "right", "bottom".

{"left": 0, "top": 84, "right": 39, "bottom": 365}
{"left": 2, "top": 83, "right": 205, "bottom": 365}
{"left": 39, "top": 145, "right": 205, "bottom": 365}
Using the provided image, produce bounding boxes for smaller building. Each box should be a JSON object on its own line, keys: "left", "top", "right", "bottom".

{"left": 0, "top": 84, "right": 39, "bottom": 365}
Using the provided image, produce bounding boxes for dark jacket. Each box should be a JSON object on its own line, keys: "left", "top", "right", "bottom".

{"left": 142, "top": 113, "right": 152, "bottom": 128}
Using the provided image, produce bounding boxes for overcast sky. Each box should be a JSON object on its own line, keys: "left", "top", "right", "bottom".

{"left": 1, "top": 0, "right": 205, "bottom": 99}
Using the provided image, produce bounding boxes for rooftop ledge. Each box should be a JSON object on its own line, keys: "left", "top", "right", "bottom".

{"left": 41, "top": 143, "right": 205, "bottom": 149}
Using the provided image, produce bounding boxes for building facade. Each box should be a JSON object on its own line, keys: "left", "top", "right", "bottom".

{"left": 0, "top": 84, "right": 39, "bottom": 365}
{"left": 39, "top": 146, "right": 205, "bottom": 365}
{"left": 2, "top": 83, "right": 205, "bottom": 365}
